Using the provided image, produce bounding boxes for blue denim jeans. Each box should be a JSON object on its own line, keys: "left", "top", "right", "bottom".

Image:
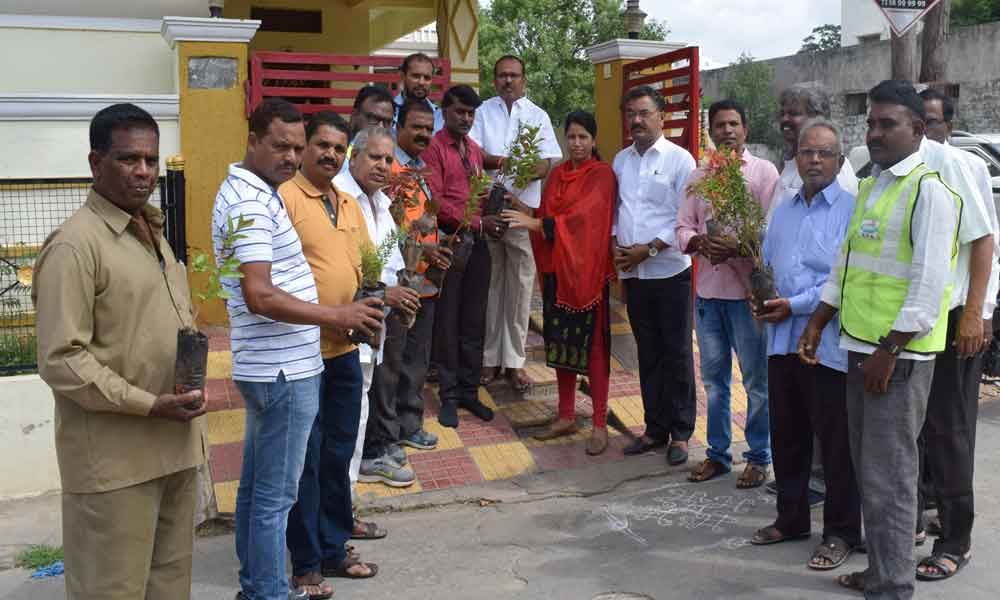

{"left": 287, "top": 351, "right": 363, "bottom": 575}
{"left": 695, "top": 297, "right": 771, "bottom": 468}
{"left": 234, "top": 371, "right": 321, "bottom": 600}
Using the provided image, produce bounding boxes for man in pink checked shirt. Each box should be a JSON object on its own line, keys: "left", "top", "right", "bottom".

{"left": 676, "top": 99, "right": 780, "bottom": 489}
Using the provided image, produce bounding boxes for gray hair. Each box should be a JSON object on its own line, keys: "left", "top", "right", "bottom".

{"left": 351, "top": 126, "right": 394, "bottom": 162}
{"left": 779, "top": 84, "right": 831, "bottom": 118}
{"left": 798, "top": 118, "right": 843, "bottom": 155}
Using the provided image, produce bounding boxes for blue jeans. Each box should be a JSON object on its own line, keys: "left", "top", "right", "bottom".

{"left": 695, "top": 297, "right": 771, "bottom": 468}
{"left": 287, "top": 351, "right": 363, "bottom": 575}
{"left": 235, "top": 371, "right": 321, "bottom": 600}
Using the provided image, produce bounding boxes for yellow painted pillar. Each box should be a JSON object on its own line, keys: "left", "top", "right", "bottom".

{"left": 161, "top": 17, "right": 261, "bottom": 325}
{"left": 437, "top": 0, "right": 480, "bottom": 88}
{"left": 585, "top": 39, "right": 684, "bottom": 162}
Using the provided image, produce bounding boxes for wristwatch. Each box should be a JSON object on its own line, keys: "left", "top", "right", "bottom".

{"left": 877, "top": 336, "right": 902, "bottom": 356}
{"left": 647, "top": 242, "right": 659, "bottom": 258}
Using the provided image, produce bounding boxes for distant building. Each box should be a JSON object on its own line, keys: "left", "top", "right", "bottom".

{"left": 842, "top": 0, "right": 895, "bottom": 46}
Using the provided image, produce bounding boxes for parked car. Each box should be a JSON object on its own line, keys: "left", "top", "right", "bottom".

{"left": 848, "top": 131, "right": 1000, "bottom": 207}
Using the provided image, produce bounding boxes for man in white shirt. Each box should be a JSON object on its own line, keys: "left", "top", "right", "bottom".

{"left": 470, "top": 55, "right": 563, "bottom": 391}
{"left": 333, "top": 127, "right": 420, "bottom": 490}
{"left": 767, "top": 84, "right": 858, "bottom": 221}
{"left": 612, "top": 85, "right": 698, "bottom": 464}
{"left": 911, "top": 88, "right": 998, "bottom": 582}
{"left": 799, "top": 80, "right": 961, "bottom": 598}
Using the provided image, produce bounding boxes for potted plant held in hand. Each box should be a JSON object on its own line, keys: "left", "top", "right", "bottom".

{"left": 175, "top": 214, "right": 254, "bottom": 396}
{"left": 689, "top": 147, "right": 776, "bottom": 311}
{"left": 484, "top": 122, "right": 543, "bottom": 228}
{"left": 385, "top": 166, "right": 441, "bottom": 299}
{"left": 350, "top": 230, "right": 402, "bottom": 347}
{"left": 442, "top": 171, "right": 490, "bottom": 275}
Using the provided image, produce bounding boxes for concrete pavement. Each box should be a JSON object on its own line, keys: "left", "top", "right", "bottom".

{"left": 4, "top": 398, "right": 1000, "bottom": 599}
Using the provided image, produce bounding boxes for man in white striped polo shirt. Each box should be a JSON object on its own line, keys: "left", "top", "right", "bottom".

{"left": 214, "top": 98, "right": 383, "bottom": 600}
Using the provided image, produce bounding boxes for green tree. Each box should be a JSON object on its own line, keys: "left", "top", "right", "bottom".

{"left": 478, "top": 0, "right": 668, "bottom": 124}
{"left": 798, "top": 24, "right": 842, "bottom": 53}
{"left": 950, "top": 0, "right": 1000, "bottom": 25}
{"left": 718, "top": 53, "right": 781, "bottom": 149}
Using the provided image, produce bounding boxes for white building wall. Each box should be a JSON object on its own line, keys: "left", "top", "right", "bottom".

{"left": 842, "top": 0, "right": 892, "bottom": 45}
{"left": 0, "top": 16, "right": 180, "bottom": 178}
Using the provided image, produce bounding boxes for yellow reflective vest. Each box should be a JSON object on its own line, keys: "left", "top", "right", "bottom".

{"left": 839, "top": 163, "right": 962, "bottom": 354}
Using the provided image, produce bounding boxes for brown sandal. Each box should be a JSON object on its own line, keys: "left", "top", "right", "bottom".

{"left": 507, "top": 368, "right": 531, "bottom": 393}
{"left": 836, "top": 570, "right": 866, "bottom": 592}
{"left": 737, "top": 463, "right": 769, "bottom": 489}
{"left": 534, "top": 419, "right": 578, "bottom": 441}
{"left": 322, "top": 555, "right": 379, "bottom": 579}
{"left": 291, "top": 572, "right": 334, "bottom": 600}
{"left": 585, "top": 427, "right": 608, "bottom": 455}
{"left": 688, "top": 458, "right": 731, "bottom": 482}
{"left": 351, "top": 519, "right": 387, "bottom": 540}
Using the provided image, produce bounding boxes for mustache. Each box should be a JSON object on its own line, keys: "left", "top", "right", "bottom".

{"left": 318, "top": 158, "right": 339, "bottom": 167}
{"left": 415, "top": 136, "right": 430, "bottom": 145}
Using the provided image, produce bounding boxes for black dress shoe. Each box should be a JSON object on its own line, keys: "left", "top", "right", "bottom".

{"left": 438, "top": 400, "right": 459, "bottom": 428}
{"left": 459, "top": 398, "right": 494, "bottom": 422}
{"left": 623, "top": 436, "right": 666, "bottom": 456}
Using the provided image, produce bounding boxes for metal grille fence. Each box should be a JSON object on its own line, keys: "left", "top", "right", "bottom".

{"left": 0, "top": 177, "right": 164, "bottom": 374}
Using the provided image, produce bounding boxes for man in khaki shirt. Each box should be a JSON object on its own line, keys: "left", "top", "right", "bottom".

{"left": 33, "top": 104, "right": 207, "bottom": 599}
{"left": 279, "top": 111, "right": 386, "bottom": 596}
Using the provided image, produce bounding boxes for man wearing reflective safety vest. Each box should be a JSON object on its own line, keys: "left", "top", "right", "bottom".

{"left": 798, "top": 80, "right": 961, "bottom": 599}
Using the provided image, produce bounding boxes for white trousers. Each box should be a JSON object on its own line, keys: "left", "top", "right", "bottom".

{"left": 350, "top": 360, "right": 375, "bottom": 485}
{"left": 483, "top": 226, "right": 535, "bottom": 369}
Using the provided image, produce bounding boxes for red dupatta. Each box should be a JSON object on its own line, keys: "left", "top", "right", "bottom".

{"left": 531, "top": 157, "right": 617, "bottom": 311}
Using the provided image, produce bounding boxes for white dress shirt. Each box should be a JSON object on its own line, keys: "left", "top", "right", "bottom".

{"left": 612, "top": 135, "right": 696, "bottom": 280}
{"left": 924, "top": 138, "right": 999, "bottom": 317}
{"left": 469, "top": 95, "right": 562, "bottom": 208}
{"left": 766, "top": 157, "right": 859, "bottom": 222}
{"left": 820, "top": 151, "right": 959, "bottom": 360}
{"left": 334, "top": 169, "right": 404, "bottom": 364}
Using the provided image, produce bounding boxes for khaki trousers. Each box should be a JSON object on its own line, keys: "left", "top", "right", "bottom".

{"left": 483, "top": 227, "right": 535, "bottom": 370}
{"left": 63, "top": 467, "right": 197, "bottom": 600}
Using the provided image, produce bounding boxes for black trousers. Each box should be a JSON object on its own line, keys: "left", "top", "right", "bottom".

{"left": 434, "top": 240, "right": 491, "bottom": 405}
{"left": 623, "top": 269, "right": 696, "bottom": 442}
{"left": 364, "top": 298, "right": 437, "bottom": 458}
{"left": 918, "top": 306, "right": 983, "bottom": 555}
{"left": 768, "top": 355, "right": 861, "bottom": 546}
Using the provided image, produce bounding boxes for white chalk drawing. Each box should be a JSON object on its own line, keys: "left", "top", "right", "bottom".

{"left": 599, "top": 487, "right": 777, "bottom": 547}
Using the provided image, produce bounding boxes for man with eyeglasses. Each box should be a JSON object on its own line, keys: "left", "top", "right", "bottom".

{"left": 749, "top": 119, "right": 861, "bottom": 572}
{"left": 612, "top": 84, "right": 698, "bottom": 466}
{"left": 910, "top": 88, "right": 999, "bottom": 582}
{"left": 471, "top": 55, "right": 562, "bottom": 393}
{"left": 341, "top": 85, "right": 395, "bottom": 168}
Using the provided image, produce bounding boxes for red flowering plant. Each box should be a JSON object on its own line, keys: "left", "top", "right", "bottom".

{"left": 688, "top": 147, "right": 776, "bottom": 310}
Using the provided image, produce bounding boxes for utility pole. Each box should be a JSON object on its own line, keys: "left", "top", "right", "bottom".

{"left": 920, "top": 0, "right": 951, "bottom": 82}
{"left": 891, "top": 26, "right": 920, "bottom": 81}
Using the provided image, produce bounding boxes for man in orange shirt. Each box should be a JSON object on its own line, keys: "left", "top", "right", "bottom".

{"left": 280, "top": 111, "right": 386, "bottom": 597}
{"left": 365, "top": 101, "right": 452, "bottom": 464}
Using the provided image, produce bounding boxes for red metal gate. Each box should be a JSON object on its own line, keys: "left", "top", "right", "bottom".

{"left": 246, "top": 52, "right": 451, "bottom": 117}
{"left": 621, "top": 46, "right": 700, "bottom": 158}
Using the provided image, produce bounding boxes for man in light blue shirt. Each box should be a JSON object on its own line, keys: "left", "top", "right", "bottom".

{"left": 393, "top": 52, "right": 444, "bottom": 134}
{"left": 750, "top": 119, "right": 861, "bottom": 572}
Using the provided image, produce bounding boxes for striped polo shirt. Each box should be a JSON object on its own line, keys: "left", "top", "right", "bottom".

{"left": 212, "top": 164, "right": 323, "bottom": 382}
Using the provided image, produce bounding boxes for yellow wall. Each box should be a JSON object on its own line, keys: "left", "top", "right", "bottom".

{"left": 224, "top": 0, "right": 373, "bottom": 54}
{"left": 593, "top": 60, "right": 626, "bottom": 166}
{"left": 176, "top": 42, "right": 251, "bottom": 325}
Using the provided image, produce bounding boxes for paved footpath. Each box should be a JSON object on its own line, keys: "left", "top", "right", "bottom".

{"left": 4, "top": 398, "right": 1000, "bottom": 599}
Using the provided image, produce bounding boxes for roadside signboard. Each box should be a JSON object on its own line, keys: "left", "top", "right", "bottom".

{"left": 874, "top": 0, "right": 943, "bottom": 36}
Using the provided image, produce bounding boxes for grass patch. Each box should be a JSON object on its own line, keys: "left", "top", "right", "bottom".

{"left": 0, "top": 330, "right": 36, "bottom": 374}
{"left": 15, "top": 545, "right": 63, "bottom": 570}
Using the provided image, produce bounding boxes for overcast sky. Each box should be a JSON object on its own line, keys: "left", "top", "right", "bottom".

{"left": 643, "top": 1, "right": 843, "bottom": 68}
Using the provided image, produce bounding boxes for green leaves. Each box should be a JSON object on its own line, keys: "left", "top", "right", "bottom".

{"left": 190, "top": 214, "right": 253, "bottom": 303}
{"left": 359, "top": 228, "right": 403, "bottom": 286}
{"left": 719, "top": 53, "right": 782, "bottom": 148}
{"left": 502, "top": 123, "right": 544, "bottom": 190}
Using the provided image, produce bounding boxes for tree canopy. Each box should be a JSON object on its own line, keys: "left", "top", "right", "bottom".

{"left": 951, "top": 0, "right": 1000, "bottom": 26}
{"left": 718, "top": 53, "right": 781, "bottom": 148}
{"left": 798, "top": 24, "right": 842, "bottom": 53}
{"left": 477, "top": 0, "right": 669, "bottom": 124}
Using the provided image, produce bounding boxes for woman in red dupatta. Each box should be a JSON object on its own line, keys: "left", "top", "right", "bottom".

{"left": 502, "top": 110, "right": 616, "bottom": 455}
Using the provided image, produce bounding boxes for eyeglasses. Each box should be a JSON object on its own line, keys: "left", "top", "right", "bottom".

{"left": 364, "top": 111, "right": 392, "bottom": 128}
{"left": 624, "top": 109, "right": 658, "bottom": 120}
{"left": 796, "top": 148, "right": 840, "bottom": 160}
